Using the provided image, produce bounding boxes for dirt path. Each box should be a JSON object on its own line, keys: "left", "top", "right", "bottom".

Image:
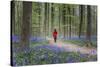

{"left": 48, "top": 38, "right": 97, "bottom": 56}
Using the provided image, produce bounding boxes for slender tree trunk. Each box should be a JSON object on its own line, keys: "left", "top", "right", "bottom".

{"left": 49, "top": 3, "right": 52, "bottom": 37}
{"left": 38, "top": 3, "right": 41, "bottom": 37}
{"left": 51, "top": 3, "right": 54, "bottom": 34}
{"left": 73, "top": 7, "right": 75, "bottom": 36}
{"left": 47, "top": 3, "right": 49, "bottom": 36}
{"left": 79, "top": 5, "right": 84, "bottom": 38}
{"left": 41, "top": 3, "right": 45, "bottom": 38}
{"left": 62, "top": 5, "right": 66, "bottom": 38}
{"left": 68, "top": 7, "right": 71, "bottom": 39}
{"left": 59, "top": 5, "right": 63, "bottom": 37}
{"left": 86, "top": 5, "right": 92, "bottom": 41}
{"left": 44, "top": 3, "right": 47, "bottom": 39}
{"left": 59, "top": 5, "right": 61, "bottom": 37}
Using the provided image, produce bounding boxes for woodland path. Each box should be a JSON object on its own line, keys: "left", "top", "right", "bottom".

{"left": 47, "top": 37, "right": 97, "bottom": 56}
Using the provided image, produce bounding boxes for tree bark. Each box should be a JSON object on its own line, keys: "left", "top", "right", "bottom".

{"left": 41, "top": 3, "right": 45, "bottom": 37}
{"left": 68, "top": 7, "right": 71, "bottom": 39}
{"left": 79, "top": 5, "right": 84, "bottom": 38}
{"left": 62, "top": 5, "right": 66, "bottom": 38}
{"left": 86, "top": 5, "right": 92, "bottom": 41}
{"left": 20, "top": 2, "right": 32, "bottom": 51}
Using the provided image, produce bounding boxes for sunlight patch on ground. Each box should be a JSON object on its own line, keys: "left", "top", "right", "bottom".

{"left": 47, "top": 38, "right": 97, "bottom": 56}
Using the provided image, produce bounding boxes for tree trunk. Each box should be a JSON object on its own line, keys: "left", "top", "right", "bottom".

{"left": 49, "top": 3, "right": 52, "bottom": 37}
{"left": 62, "top": 5, "right": 66, "bottom": 38}
{"left": 51, "top": 3, "right": 54, "bottom": 34}
{"left": 86, "top": 5, "right": 92, "bottom": 47}
{"left": 68, "top": 7, "right": 71, "bottom": 39}
{"left": 20, "top": 2, "right": 32, "bottom": 51}
{"left": 86, "top": 5, "right": 92, "bottom": 41}
{"left": 41, "top": 3, "right": 45, "bottom": 38}
{"left": 79, "top": 5, "right": 84, "bottom": 38}
{"left": 44, "top": 3, "right": 47, "bottom": 39}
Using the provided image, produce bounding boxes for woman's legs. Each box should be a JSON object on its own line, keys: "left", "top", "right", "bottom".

{"left": 54, "top": 37, "right": 57, "bottom": 42}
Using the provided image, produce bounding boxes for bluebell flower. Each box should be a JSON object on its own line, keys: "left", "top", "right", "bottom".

{"left": 79, "top": 54, "right": 88, "bottom": 58}
{"left": 66, "top": 56, "right": 76, "bottom": 63}
{"left": 12, "top": 35, "right": 20, "bottom": 43}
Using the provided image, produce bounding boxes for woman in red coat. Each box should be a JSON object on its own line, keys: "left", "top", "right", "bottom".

{"left": 53, "top": 29, "right": 58, "bottom": 42}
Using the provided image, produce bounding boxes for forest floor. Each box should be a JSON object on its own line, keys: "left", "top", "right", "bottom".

{"left": 48, "top": 38, "right": 97, "bottom": 56}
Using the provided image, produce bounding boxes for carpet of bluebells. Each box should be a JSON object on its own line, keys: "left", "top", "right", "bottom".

{"left": 12, "top": 35, "right": 97, "bottom": 66}
{"left": 12, "top": 45, "right": 97, "bottom": 66}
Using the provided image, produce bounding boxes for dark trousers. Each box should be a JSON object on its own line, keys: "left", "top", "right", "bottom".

{"left": 54, "top": 37, "right": 57, "bottom": 42}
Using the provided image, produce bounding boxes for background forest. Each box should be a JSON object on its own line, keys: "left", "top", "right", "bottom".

{"left": 11, "top": 1, "right": 97, "bottom": 66}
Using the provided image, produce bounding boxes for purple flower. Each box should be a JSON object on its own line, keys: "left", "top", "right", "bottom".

{"left": 12, "top": 35, "right": 20, "bottom": 43}
{"left": 66, "top": 56, "right": 76, "bottom": 63}
{"left": 79, "top": 54, "right": 88, "bottom": 58}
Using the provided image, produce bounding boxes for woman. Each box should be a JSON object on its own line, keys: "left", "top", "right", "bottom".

{"left": 53, "top": 29, "right": 58, "bottom": 42}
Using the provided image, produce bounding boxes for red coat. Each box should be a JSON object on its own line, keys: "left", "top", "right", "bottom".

{"left": 53, "top": 31, "right": 57, "bottom": 38}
